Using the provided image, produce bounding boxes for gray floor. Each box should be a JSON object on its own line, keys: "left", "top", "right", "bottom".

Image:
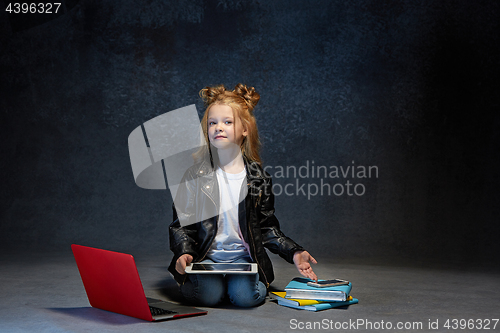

{"left": 1, "top": 250, "right": 499, "bottom": 333}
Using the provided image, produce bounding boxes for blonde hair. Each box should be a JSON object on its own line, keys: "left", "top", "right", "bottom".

{"left": 198, "top": 83, "right": 262, "bottom": 165}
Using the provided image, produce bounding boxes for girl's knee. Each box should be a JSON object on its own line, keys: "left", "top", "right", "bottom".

{"left": 226, "top": 275, "right": 266, "bottom": 307}
{"left": 180, "top": 274, "right": 226, "bottom": 307}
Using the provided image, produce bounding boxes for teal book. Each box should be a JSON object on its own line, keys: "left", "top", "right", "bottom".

{"left": 277, "top": 297, "right": 359, "bottom": 311}
{"left": 284, "top": 278, "right": 352, "bottom": 302}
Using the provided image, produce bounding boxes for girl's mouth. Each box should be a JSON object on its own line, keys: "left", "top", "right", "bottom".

{"left": 214, "top": 135, "right": 226, "bottom": 139}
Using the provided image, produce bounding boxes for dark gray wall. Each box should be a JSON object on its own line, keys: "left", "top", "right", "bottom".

{"left": 1, "top": 0, "right": 499, "bottom": 266}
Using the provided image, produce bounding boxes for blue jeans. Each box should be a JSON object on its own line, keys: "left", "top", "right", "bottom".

{"left": 179, "top": 258, "right": 267, "bottom": 307}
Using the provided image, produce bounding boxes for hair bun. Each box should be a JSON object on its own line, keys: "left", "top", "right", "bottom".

{"left": 200, "top": 84, "right": 227, "bottom": 106}
{"left": 233, "top": 83, "right": 260, "bottom": 111}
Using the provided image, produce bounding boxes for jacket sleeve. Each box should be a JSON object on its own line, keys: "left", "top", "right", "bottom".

{"left": 168, "top": 171, "right": 200, "bottom": 272}
{"left": 258, "top": 175, "right": 305, "bottom": 264}
{"left": 168, "top": 206, "right": 199, "bottom": 284}
{"left": 169, "top": 203, "right": 199, "bottom": 259}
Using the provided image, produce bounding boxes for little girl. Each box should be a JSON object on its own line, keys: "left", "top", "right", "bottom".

{"left": 168, "top": 83, "right": 317, "bottom": 307}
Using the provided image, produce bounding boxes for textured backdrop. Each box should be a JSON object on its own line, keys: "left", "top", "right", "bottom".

{"left": 1, "top": 0, "right": 499, "bottom": 266}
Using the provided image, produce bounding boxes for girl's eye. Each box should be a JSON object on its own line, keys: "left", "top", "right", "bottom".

{"left": 225, "top": 121, "right": 232, "bottom": 125}
{"left": 209, "top": 121, "right": 215, "bottom": 126}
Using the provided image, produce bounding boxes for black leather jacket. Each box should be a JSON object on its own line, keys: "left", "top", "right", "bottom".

{"left": 168, "top": 157, "right": 305, "bottom": 287}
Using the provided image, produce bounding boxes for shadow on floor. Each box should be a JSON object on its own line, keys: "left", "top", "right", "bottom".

{"left": 46, "top": 307, "right": 143, "bottom": 325}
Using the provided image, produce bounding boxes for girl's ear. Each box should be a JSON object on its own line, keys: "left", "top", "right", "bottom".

{"left": 240, "top": 118, "right": 248, "bottom": 137}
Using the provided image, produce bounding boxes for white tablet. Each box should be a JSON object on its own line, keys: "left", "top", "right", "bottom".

{"left": 185, "top": 262, "right": 258, "bottom": 274}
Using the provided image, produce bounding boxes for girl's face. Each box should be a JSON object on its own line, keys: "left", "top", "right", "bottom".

{"left": 207, "top": 104, "right": 247, "bottom": 150}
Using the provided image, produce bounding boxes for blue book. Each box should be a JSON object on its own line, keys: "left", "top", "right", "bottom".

{"left": 284, "top": 278, "right": 353, "bottom": 302}
{"left": 277, "top": 297, "right": 359, "bottom": 311}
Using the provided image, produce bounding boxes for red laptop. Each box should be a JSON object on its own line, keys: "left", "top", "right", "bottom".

{"left": 71, "top": 244, "right": 207, "bottom": 321}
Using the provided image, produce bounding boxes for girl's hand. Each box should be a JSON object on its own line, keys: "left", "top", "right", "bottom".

{"left": 175, "top": 254, "right": 193, "bottom": 275}
{"left": 293, "top": 251, "right": 318, "bottom": 281}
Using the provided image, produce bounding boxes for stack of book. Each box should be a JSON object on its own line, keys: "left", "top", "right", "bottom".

{"left": 271, "top": 277, "right": 358, "bottom": 311}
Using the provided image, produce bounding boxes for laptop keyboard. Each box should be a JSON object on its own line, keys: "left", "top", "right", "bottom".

{"left": 150, "top": 306, "right": 177, "bottom": 316}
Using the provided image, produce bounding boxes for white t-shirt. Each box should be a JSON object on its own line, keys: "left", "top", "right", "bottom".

{"left": 206, "top": 166, "right": 250, "bottom": 262}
